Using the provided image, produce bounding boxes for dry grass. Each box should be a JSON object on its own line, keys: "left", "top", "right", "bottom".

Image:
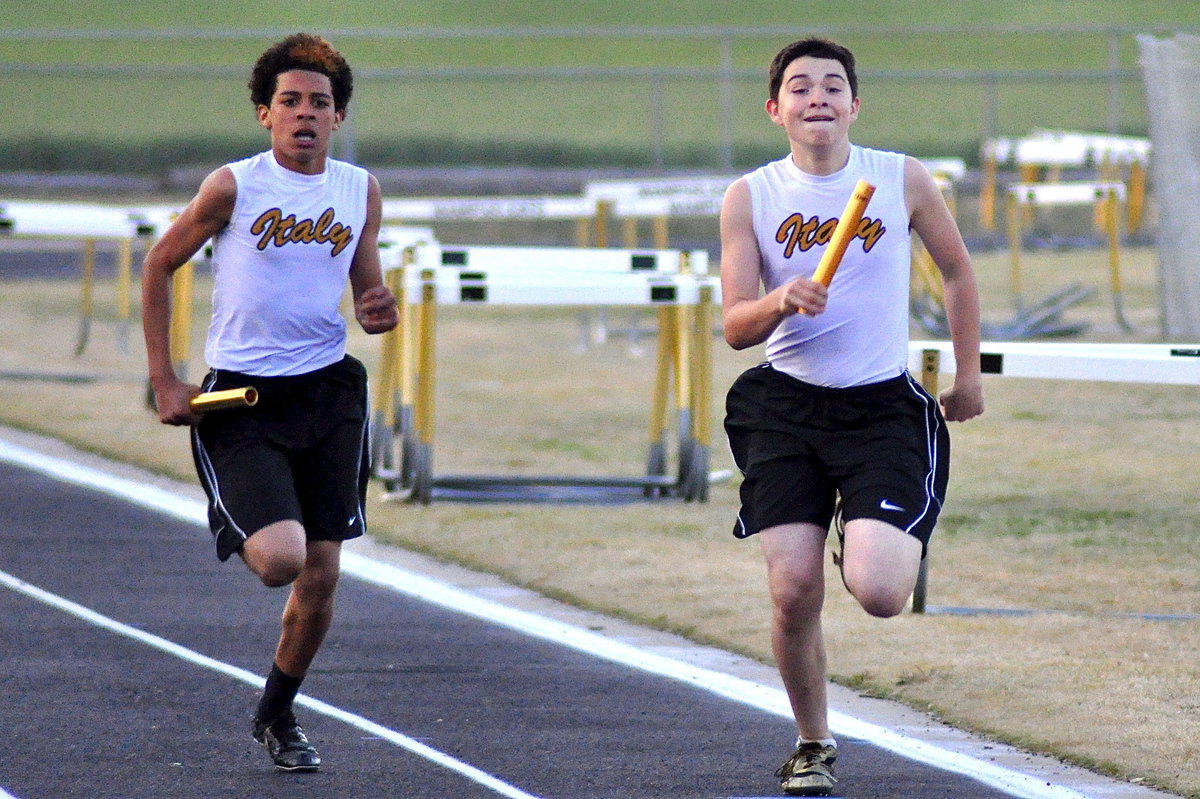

{"left": 1, "top": 240, "right": 1197, "bottom": 797}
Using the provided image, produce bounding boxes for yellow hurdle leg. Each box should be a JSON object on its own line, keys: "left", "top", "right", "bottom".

{"left": 74, "top": 239, "right": 96, "bottom": 357}
{"left": 911, "top": 348, "right": 940, "bottom": 614}
{"left": 1005, "top": 192, "right": 1024, "bottom": 311}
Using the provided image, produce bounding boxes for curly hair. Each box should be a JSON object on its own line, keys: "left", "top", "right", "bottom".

{"left": 248, "top": 33, "right": 353, "bottom": 114}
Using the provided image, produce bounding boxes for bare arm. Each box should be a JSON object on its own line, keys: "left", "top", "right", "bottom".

{"left": 905, "top": 157, "right": 984, "bottom": 422}
{"left": 719, "top": 177, "right": 826, "bottom": 350}
{"left": 347, "top": 174, "right": 398, "bottom": 335}
{"left": 141, "top": 167, "right": 235, "bottom": 425}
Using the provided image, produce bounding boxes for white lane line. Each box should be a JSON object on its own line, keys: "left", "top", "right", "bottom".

{"left": 0, "top": 567, "right": 542, "bottom": 799}
{"left": 0, "top": 437, "right": 1093, "bottom": 799}
{"left": 343, "top": 554, "right": 1096, "bottom": 799}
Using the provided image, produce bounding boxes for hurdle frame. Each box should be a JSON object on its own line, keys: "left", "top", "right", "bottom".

{"left": 370, "top": 243, "right": 718, "bottom": 504}
{"left": 0, "top": 200, "right": 164, "bottom": 358}
{"left": 1005, "top": 180, "right": 1129, "bottom": 333}
{"left": 907, "top": 338, "right": 1200, "bottom": 612}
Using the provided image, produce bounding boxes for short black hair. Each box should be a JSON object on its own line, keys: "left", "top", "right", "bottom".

{"left": 249, "top": 33, "right": 353, "bottom": 114}
{"left": 768, "top": 38, "right": 857, "bottom": 101}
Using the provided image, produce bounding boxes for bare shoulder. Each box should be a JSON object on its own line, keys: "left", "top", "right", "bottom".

{"left": 186, "top": 166, "right": 237, "bottom": 229}
{"left": 365, "top": 172, "right": 382, "bottom": 208}
{"left": 903, "top": 156, "right": 946, "bottom": 219}
{"left": 721, "top": 176, "right": 753, "bottom": 223}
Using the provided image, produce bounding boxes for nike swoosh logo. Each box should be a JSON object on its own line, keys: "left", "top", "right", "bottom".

{"left": 879, "top": 499, "right": 906, "bottom": 512}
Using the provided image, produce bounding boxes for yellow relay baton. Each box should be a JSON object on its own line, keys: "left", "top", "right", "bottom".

{"left": 809, "top": 179, "right": 876, "bottom": 289}
{"left": 189, "top": 386, "right": 259, "bottom": 413}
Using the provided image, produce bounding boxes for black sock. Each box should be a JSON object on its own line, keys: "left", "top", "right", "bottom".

{"left": 255, "top": 662, "right": 304, "bottom": 724}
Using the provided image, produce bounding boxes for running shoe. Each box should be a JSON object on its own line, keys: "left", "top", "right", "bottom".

{"left": 775, "top": 741, "right": 838, "bottom": 796}
{"left": 251, "top": 710, "right": 321, "bottom": 772}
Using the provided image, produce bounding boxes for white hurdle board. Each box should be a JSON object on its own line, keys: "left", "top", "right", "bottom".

{"left": 1007, "top": 181, "right": 1126, "bottom": 206}
{"left": 909, "top": 340, "right": 1200, "bottom": 385}
{"left": 401, "top": 243, "right": 709, "bottom": 275}
{"left": 0, "top": 200, "right": 166, "bottom": 239}
{"left": 381, "top": 195, "right": 596, "bottom": 223}
{"left": 585, "top": 176, "right": 734, "bottom": 220}
{"left": 403, "top": 268, "right": 716, "bottom": 308}
{"left": 396, "top": 244, "right": 716, "bottom": 306}
{"left": 585, "top": 175, "right": 737, "bottom": 202}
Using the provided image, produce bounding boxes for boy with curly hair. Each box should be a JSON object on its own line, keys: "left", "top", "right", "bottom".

{"left": 141, "top": 33, "right": 398, "bottom": 772}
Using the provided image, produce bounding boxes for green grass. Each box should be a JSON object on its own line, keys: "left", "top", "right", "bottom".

{"left": 2, "top": 1, "right": 1199, "bottom": 172}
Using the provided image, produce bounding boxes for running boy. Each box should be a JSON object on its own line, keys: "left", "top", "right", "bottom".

{"left": 141, "top": 33, "right": 398, "bottom": 772}
{"left": 719, "top": 38, "right": 984, "bottom": 796}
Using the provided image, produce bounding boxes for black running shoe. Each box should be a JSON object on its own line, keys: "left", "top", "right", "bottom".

{"left": 251, "top": 710, "right": 321, "bottom": 772}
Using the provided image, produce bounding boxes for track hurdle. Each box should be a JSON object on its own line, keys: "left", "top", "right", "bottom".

{"left": 0, "top": 200, "right": 164, "bottom": 356}
{"left": 906, "top": 339, "right": 1200, "bottom": 612}
{"left": 1023, "top": 130, "right": 1151, "bottom": 235}
{"left": 1085, "top": 133, "right": 1152, "bottom": 234}
{"left": 585, "top": 176, "right": 736, "bottom": 248}
{"left": 381, "top": 195, "right": 599, "bottom": 246}
{"left": 1005, "top": 181, "right": 1129, "bottom": 333}
{"left": 370, "top": 243, "right": 718, "bottom": 504}
{"left": 909, "top": 171, "right": 960, "bottom": 337}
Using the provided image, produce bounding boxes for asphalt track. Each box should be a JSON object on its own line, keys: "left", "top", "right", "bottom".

{"left": 0, "top": 433, "right": 1172, "bottom": 799}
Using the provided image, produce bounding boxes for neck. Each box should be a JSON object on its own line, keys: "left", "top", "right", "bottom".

{"left": 272, "top": 148, "right": 328, "bottom": 176}
{"left": 789, "top": 140, "right": 851, "bottom": 177}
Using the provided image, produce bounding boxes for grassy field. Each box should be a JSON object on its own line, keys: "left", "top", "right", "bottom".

{"left": 3, "top": 2, "right": 1200, "bottom": 794}
{"left": 3, "top": 1, "right": 1199, "bottom": 171}
{"left": 0, "top": 233, "right": 1197, "bottom": 796}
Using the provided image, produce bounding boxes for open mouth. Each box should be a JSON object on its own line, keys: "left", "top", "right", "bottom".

{"left": 294, "top": 129, "right": 318, "bottom": 143}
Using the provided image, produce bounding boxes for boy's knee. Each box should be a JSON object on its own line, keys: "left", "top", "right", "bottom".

{"left": 256, "top": 554, "right": 306, "bottom": 588}
{"left": 771, "top": 579, "right": 825, "bottom": 629}
{"left": 847, "top": 579, "right": 911, "bottom": 618}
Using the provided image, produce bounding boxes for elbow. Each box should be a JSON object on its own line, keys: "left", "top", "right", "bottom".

{"left": 725, "top": 332, "right": 750, "bottom": 351}
{"left": 722, "top": 324, "right": 759, "bottom": 351}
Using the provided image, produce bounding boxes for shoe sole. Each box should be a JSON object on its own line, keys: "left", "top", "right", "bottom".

{"left": 252, "top": 733, "right": 321, "bottom": 773}
{"left": 274, "top": 763, "right": 320, "bottom": 773}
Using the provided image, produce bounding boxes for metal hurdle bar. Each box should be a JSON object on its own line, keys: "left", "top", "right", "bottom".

{"left": 370, "top": 243, "right": 718, "bottom": 505}
{"left": 0, "top": 200, "right": 166, "bottom": 357}
{"left": 907, "top": 339, "right": 1200, "bottom": 613}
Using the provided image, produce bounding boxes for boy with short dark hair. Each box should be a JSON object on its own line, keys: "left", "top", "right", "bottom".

{"left": 720, "top": 37, "right": 984, "bottom": 795}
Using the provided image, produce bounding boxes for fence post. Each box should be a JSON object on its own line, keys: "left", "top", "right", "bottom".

{"left": 650, "top": 74, "right": 666, "bottom": 170}
{"left": 718, "top": 35, "right": 734, "bottom": 170}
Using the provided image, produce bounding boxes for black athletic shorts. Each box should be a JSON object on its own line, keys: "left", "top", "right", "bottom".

{"left": 724, "top": 362, "right": 949, "bottom": 553}
{"left": 191, "top": 355, "right": 371, "bottom": 561}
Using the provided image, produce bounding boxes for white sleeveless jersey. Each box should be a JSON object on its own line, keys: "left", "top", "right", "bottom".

{"left": 745, "top": 145, "right": 911, "bottom": 387}
{"left": 206, "top": 151, "right": 368, "bottom": 376}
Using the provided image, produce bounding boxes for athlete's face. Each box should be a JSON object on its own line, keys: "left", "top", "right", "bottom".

{"left": 257, "top": 69, "right": 342, "bottom": 174}
{"left": 766, "top": 56, "right": 859, "bottom": 148}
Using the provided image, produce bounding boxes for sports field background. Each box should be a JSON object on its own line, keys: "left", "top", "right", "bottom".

{"left": 3, "top": 1, "right": 1200, "bottom": 174}
{"left": 3, "top": 3, "right": 1200, "bottom": 797}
